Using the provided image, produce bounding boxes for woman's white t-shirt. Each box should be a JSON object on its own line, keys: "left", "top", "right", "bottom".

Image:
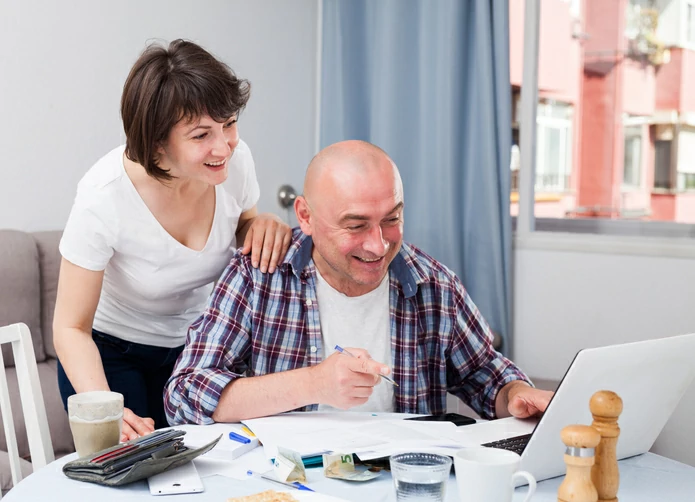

{"left": 59, "top": 139, "right": 260, "bottom": 348}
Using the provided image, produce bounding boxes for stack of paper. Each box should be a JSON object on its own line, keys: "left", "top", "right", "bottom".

{"left": 175, "top": 423, "right": 260, "bottom": 460}
{"left": 242, "top": 412, "right": 468, "bottom": 461}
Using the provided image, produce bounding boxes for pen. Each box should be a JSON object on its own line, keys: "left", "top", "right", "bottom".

{"left": 241, "top": 425, "right": 256, "bottom": 438}
{"left": 228, "top": 431, "right": 251, "bottom": 444}
{"left": 247, "top": 470, "right": 315, "bottom": 492}
{"left": 334, "top": 345, "right": 399, "bottom": 387}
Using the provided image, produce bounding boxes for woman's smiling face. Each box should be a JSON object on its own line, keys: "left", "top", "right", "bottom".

{"left": 157, "top": 114, "right": 239, "bottom": 185}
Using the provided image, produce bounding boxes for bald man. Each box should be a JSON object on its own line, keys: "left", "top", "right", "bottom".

{"left": 164, "top": 140, "right": 552, "bottom": 425}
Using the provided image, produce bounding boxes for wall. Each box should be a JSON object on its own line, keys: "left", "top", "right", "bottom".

{"left": 537, "top": 0, "right": 581, "bottom": 104}
{"left": 509, "top": 0, "right": 524, "bottom": 88}
{"left": 676, "top": 193, "right": 695, "bottom": 222}
{"left": 655, "top": 47, "right": 695, "bottom": 114}
{"left": 622, "top": 60, "right": 656, "bottom": 116}
{"left": 513, "top": 237, "right": 695, "bottom": 465}
{"left": 655, "top": 47, "right": 684, "bottom": 110}
{"left": 509, "top": 0, "right": 582, "bottom": 103}
{"left": 655, "top": 0, "right": 682, "bottom": 48}
{"left": 0, "top": 0, "right": 317, "bottom": 231}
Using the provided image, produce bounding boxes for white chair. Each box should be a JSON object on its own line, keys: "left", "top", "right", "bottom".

{"left": 0, "top": 323, "right": 54, "bottom": 496}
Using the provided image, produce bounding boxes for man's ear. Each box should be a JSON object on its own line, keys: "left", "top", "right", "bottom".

{"left": 294, "top": 196, "right": 313, "bottom": 235}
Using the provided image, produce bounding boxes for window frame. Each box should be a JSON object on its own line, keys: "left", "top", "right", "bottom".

{"left": 515, "top": 0, "right": 695, "bottom": 256}
{"left": 622, "top": 124, "right": 643, "bottom": 190}
{"left": 686, "top": 0, "right": 695, "bottom": 47}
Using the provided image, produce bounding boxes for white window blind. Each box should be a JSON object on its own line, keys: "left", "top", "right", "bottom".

{"left": 677, "top": 129, "right": 695, "bottom": 174}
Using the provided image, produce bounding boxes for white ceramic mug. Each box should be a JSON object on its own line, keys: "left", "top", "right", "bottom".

{"left": 454, "top": 447, "right": 536, "bottom": 502}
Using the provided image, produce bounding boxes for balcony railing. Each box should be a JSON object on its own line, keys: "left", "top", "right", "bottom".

{"left": 511, "top": 171, "right": 570, "bottom": 193}
{"left": 535, "top": 173, "right": 570, "bottom": 192}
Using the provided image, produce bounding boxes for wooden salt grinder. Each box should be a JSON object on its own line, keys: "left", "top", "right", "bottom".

{"left": 557, "top": 425, "right": 601, "bottom": 502}
{"left": 590, "top": 390, "right": 623, "bottom": 502}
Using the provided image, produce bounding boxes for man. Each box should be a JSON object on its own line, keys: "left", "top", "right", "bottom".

{"left": 164, "top": 140, "right": 552, "bottom": 425}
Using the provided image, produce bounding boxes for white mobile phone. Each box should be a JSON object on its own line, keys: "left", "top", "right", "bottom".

{"left": 148, "top": 461, "right": 204, "bottom": 495}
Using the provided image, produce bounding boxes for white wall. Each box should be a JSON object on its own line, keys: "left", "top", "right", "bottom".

{"left": 0, "top": 0, "right": 316, "bottom": 232}
{"left": 513, "top": 234, "right": 695, "bottom": 465}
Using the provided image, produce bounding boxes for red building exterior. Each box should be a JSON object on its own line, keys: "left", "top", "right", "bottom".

{"left": 510, "top": 0, "right": 695, "bottom": 223}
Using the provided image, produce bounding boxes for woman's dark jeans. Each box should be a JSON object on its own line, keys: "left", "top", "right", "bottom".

{"left": 57, "top": 329, "right": 184, "bottom": 429}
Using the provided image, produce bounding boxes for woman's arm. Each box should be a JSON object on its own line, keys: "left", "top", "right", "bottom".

{"left": 236, "top": 205, "right": 292, "bottom": 273}
{"left": 52, "top": 258, "right": 154, "bottom": 440}
{"left": 53, "top": 258, "right": 108, "bottom": 392}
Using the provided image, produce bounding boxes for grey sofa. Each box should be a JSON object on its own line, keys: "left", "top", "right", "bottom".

{"left": 0, "top": 229, "right": 75, "bottom": 495}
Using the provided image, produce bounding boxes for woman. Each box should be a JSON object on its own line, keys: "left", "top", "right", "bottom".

{"left": 53, "top": 39, "right": 291, "bottom": 441}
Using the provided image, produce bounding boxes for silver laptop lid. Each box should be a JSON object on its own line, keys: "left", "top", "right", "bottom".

{"left": 520, "top": 332, "right": 695, "bottom": 482}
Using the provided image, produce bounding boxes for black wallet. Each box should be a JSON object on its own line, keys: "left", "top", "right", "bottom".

{"left": 62, "top": 429, "right": 220, "bottom": 486}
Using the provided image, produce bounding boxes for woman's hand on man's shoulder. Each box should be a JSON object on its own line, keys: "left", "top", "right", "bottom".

{"left": 240, "top": 213, "right": 292, "bottom": 273}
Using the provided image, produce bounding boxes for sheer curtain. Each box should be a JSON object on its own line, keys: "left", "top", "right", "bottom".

{"left": 320, "top": 0, "right": 513, "bottom": 351}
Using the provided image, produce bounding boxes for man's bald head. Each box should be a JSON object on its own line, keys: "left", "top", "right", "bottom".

{"left": 303, "top": 140, "right": 402, "bottom": 209}
{"left": 294, "top": 140, "right": 405, "bottom": 297}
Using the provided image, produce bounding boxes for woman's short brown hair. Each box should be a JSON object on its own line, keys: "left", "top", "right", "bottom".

{"left": 121, "top": 39, "right": 250, "bottom": 181}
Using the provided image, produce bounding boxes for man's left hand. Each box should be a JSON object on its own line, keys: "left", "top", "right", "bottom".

{"left": 501, "top": 382, "right": 554, "bottom": 418}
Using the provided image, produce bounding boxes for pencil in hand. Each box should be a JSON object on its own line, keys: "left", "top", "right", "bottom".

{"left": 334, "top": 345, "right": 399, "bottom": 387}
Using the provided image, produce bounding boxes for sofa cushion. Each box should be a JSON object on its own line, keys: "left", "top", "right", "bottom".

{"left": 0, "top": 361, "right": 74, "bottom": 459}
{"left": 42, "top": 358, "right": 75, "bottom": 456}
{"left": 33, "top": 231, "right": 62, "bottom": 360}
{"left": 0, "top": 230, "right": 45, "bottom": 366}
{"left": 0, "top": 450, "right": 33, "bottom": 496}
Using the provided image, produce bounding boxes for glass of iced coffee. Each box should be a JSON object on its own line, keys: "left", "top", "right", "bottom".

{"left": 67, "top": 391, "right": 124, "bottom": 457}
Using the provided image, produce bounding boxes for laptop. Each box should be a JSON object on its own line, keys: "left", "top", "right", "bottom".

{"left": 473, "top": 333, "right": 695, "bottom": 482}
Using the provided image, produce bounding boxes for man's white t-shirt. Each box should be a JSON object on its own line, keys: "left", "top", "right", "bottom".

{"left": 315, "top": 268, "right": 395, "bottom": 413}
{"left": 59, "top": 140, "right": 260, "bottom": 348}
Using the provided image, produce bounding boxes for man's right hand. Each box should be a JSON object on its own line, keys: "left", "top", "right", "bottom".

{"left": 311, "top": 348, "right": 391, "bottom": 409}
{"left": 120, "top": 407, "right": 155, "bottom": 442}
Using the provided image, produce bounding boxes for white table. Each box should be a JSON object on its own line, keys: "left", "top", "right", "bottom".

{"left": 5, "top": 450, "right": 695, "bottom": 501}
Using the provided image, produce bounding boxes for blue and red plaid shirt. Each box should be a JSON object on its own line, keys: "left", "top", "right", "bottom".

{"left": 164, "top": 229, "right": 529, "bottom": 425}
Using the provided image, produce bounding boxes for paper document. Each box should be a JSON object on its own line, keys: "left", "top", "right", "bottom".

{"left": 173, "top": 423, "right": 260, "bottom": 460}
{"left": 242, "top": 412, "right": 468, "bottom": 461}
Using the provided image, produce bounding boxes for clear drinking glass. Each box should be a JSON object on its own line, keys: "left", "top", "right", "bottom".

{"left": 67, "top": 391, "right": 124, "bottom": 457}
{"left": 389, "top": 452, "right": 453, "bottom": 502}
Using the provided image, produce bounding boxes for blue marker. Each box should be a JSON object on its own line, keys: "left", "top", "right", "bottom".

{"left": 228, "top": 431, "right": 251, "bottom": 444}
{"left": 334, "top": 345, "right": 399, "bottom": 386}
{"left": 247, "top": 470, "right": 315, "bottom": 492}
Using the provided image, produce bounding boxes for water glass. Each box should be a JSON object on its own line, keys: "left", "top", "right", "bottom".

{"left": 389, "top": 452, "right": 452, "bottom": 502}
{"left": 68, "top": 390, "right": 124, "bottom": 457}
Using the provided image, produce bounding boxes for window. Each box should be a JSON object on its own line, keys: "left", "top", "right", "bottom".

{"left": 622, "top": 125, "right": 643, "bottom": 188}
{"left": 511, "top": 0, "right": 695, "bottom": 229}
{"left": 510, "top": 144, "right": 520, "bottom": 192}
{"left": 535, "top": 101, "right": 573, "bottom": 192}
{"left": 509, "top": 95, "right": 572, "bottom": 195}
{"left": 677, "top": 128, "right": 695, "bottom": 190}
{"left": 688, "top": 2, "right": 695, "bottom": 45}
{"left": 654, "top": 139, "right": 673, "bottom": 190}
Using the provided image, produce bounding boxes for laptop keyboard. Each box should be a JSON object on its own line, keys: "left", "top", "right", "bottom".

{"left": 482, "top": 434, "right": 532, "bottom": 455}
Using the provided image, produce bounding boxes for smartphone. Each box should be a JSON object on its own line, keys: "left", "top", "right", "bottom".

{"left": 405, "top": 412, "right": 476, "bottom": 427}
{"left": 148, "top": 461, "right": 204, "bottom": 495}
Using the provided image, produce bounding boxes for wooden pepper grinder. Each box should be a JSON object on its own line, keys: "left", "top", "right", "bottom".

{"left": 557, "top": 425, "right": 601, "bottom": 502}
{"left": 590, "top": 390, "right": 623, "bottom": 502}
